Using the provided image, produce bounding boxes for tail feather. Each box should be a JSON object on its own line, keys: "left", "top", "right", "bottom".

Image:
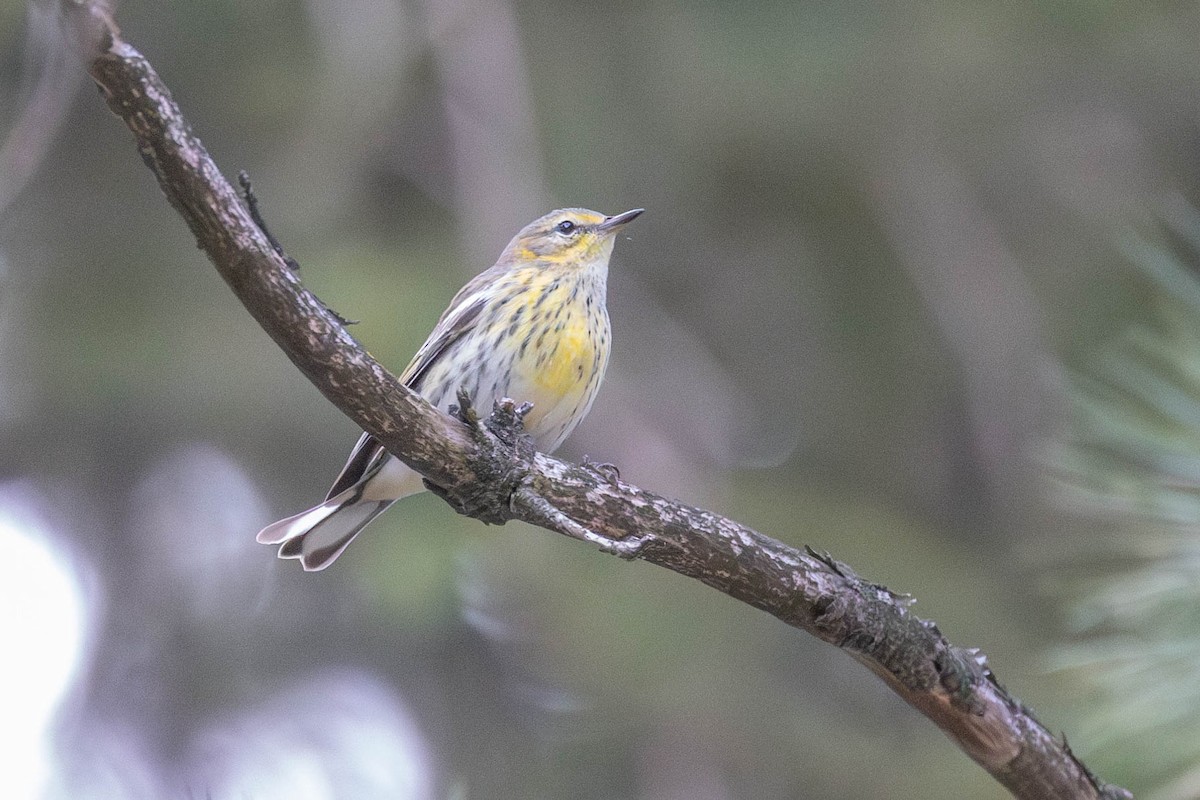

{"left": 258, "top": 455, "right": 424, "bottom": 571}
{"left": 256, "top": 487, "right": 395, "bottom": 572}
{"left": 282, "top": 498, "right": 394, "bottom": 571}
{"left": 256, "top": 499, "right": 340, "bottom": 545}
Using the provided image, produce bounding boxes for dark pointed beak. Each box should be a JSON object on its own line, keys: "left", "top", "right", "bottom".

{"left": 597, "top": 208, "right": 645, "bottom": 232}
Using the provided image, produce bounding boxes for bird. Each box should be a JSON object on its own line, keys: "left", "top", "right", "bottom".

{"left": 257, "top": 207, "right": 643, "bottom": 570}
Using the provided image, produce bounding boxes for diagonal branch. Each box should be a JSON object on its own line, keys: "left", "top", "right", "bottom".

{"left": 68, "top": 4, "right": 1130, "bottom": 799}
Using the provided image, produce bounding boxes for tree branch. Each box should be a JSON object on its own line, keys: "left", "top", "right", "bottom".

{"left": 69, "top": 5, "right": 1130, "bottom": 798}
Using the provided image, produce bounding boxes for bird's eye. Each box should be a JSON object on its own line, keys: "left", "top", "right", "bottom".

{"left": 555, "top": 219, "right": 577, "bottom": 235}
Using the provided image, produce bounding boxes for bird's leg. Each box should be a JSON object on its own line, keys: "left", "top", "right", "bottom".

{"left": 429, "top": 390, "right": 536, "bottom": 525}
{"left": 448, "top": 389, "right": 535, "bottom": 458}
{"left": 484, "top": 397, "right": 536, "bottom": 452}
{"left": 444, "top": 389, "right": 646, "bottom": 558}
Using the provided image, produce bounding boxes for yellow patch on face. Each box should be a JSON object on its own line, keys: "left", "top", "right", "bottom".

{"left": 535, "top": 235, "right": 598, "bottom": 265}
{"left": 504, "top": 209, "right": 615, "bottom": 267}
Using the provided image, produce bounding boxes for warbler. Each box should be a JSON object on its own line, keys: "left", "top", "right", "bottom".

{"left": 257, "top": 207, "right": 643, "bottom": 570}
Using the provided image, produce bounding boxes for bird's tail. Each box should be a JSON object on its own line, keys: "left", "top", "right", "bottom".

{"left": 256, "top": 483, "right": 396, "bottom": 572}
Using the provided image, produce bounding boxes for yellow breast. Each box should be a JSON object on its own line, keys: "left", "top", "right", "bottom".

{"left": 534, "top": 323, "right": 594, "bottom": 396}
{"left": 506, "top": 272, "right": 609, "bottom": 449}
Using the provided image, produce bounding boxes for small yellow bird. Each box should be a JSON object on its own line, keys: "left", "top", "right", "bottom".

{"left": 257, "top": 207, "right": 643, "bottom": 570}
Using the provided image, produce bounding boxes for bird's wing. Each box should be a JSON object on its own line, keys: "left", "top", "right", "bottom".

{"left": 324, "top": 289, "right": 490, "bottom": 500}
{"left": 398, "top": 291, "right": 488, "bottom": 389}
{"left": 324, "top": 430, "right": 382, "bottom": 500}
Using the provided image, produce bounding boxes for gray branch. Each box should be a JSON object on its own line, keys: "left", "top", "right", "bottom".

{"left": 69, "top": 4, "right": 1131, "bottom": 798}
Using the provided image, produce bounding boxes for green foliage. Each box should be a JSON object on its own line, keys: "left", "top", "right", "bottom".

{"left": 1049, "top": 200, "right": 1200, "bottom": 798}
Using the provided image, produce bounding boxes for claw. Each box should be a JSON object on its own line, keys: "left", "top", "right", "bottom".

{"left": 452, "top": 387, "right": 481, "bottom": 426}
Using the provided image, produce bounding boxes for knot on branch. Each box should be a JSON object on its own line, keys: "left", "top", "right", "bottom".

{"left": 933, "top": 645, "right": 990, "bottom": 715}
{"left": 424, "top": 389, "right": 648, "bottom": 558}
{"left": 423, "top": 389, "right": 536, "bottom": 525}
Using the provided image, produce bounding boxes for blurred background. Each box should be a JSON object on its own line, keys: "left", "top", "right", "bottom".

{"left": 3, "top": 1, "right": 1199, "bottom": 798}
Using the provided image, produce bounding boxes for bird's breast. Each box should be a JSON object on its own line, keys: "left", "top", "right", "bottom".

{"left": 507, "top": 285, "right": 609, "bottom": 450}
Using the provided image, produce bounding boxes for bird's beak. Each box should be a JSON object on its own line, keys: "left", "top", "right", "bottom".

{"left": 597, "top": 208, "right": 645, "bottom": 232}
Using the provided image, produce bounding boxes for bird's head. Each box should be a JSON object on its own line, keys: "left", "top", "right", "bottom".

{"left": 501, "top": 207, "right": 644, "bottom": 268}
